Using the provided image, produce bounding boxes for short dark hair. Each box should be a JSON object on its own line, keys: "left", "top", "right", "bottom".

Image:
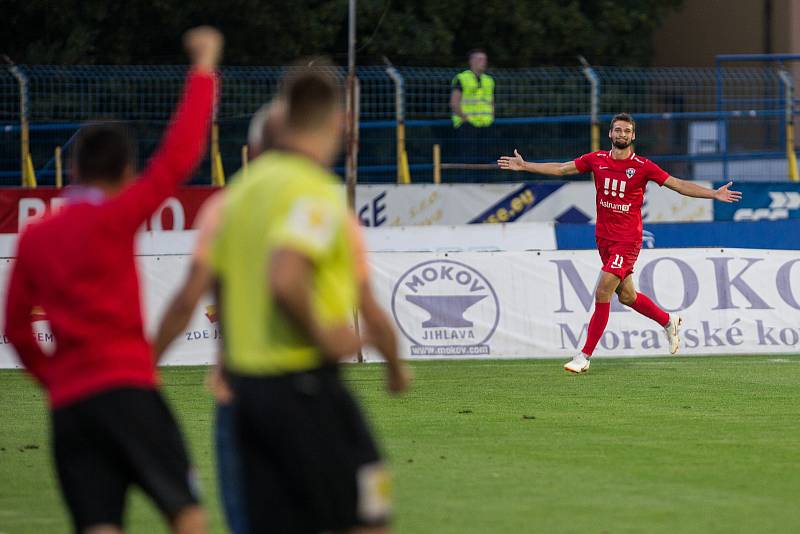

{"left": 610, "top": 113, "right": 635, "bottom": 131}
{"left": 280, "top": 61, "right": 342, "bottom": 132}
{"left": 468, "top": 48, "right": 487, "bottom": 59}
{"left": 73, "top": 123, "right": 136, "bottom": 184}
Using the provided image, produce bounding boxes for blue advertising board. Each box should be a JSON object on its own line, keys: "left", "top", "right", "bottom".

{"left": 556, "top": 220, "right": 800, "bottom": 250}
{"left": 714, "top": 182, "right": 800, "bottom": 221}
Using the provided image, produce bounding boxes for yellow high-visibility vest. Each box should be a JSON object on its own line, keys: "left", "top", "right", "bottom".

{"left": 451, "top": 70, "right": 495, "bottom": 128}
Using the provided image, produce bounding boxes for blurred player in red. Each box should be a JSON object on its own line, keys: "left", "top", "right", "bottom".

{"left": 4, "top": 27, "right": 222, "bottom": 534}
{"left": 498, "top": 113, "right": 742, "bottom": 373}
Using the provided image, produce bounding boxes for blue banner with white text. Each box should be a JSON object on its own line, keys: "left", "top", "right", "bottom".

{"left": 556, "top": 220, "right": 800, "bottom": 250}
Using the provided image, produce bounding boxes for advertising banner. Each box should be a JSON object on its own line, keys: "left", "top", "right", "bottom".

{"left": 363, "top": 222, "right": 556, "bottom": 252}
{"left": 0, "top": 255, "right": 217, "bottom": 369}
{"left": 0, "top": 181, "right": 712, "bottom": 236}
{"left": 713, "top": 182, "right": 800, "bottom": 221}
{"left": 555, "top": 220, "right": 800, "bottom": 250}
{"left": 366, "top": 248, "right": 800, "bottom": 360}
{"left": 1, "top": 187, "right": 219, "bottom": 234}
{"left": 356, "top": 182, "right": 713, "bottom": 227}
{"left": 3, "top": 248, "right": 799, "bottom": 368}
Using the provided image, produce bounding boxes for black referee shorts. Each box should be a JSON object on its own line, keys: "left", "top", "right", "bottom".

{"left": 51, "top": 387, "right": 200, "bottom": 533}
{"left": 232, "top": 365, "right": 391, "bottom": 534}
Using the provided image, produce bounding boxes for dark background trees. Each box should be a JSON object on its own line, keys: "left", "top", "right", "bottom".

{"left": 2, "top": 0, "right": 683, "bottom": 66}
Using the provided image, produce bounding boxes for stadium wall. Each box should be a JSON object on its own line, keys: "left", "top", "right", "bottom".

{"left": 2, "top": 247, "right": 800, "bottom": 368}
{"left": 2, "top": 183, "right": 798, "bottom": 367}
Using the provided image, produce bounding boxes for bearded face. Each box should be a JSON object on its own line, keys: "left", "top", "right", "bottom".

{"left": 609, "top": 121, "right": 635, "bottom": 149}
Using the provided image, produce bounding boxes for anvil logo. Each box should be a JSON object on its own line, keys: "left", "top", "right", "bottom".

{"left": 405, "top": 295, "right": 487, "bottom": 328}
{"left": 392, "top": 260, "right": 500, "bottom": 355}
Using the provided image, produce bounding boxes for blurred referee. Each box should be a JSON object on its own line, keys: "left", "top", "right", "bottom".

{"left": 209, "top": 63, "right": 410, "bottom": 533}
{"left": 4, "top": 27, "right": 222, "bottom": 534}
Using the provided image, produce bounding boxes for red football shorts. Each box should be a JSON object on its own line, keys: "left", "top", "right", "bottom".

{"left": 597, "top": 238, "right": 641, "bottom": 280}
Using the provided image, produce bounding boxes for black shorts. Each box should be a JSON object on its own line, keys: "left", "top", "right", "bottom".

{"left": 51, "top": 387, "right": 200, "bottom": 532}
{"left": 232, "top": 365, "right": 390, "bottom": 534}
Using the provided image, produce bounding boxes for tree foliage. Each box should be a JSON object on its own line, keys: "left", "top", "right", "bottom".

{"left": 2, "top": 0, "right": 683, "bottom": 66}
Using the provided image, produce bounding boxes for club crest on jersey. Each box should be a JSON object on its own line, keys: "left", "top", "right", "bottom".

{"left": 625, "top": 168, "right": 636, "bottom": 179}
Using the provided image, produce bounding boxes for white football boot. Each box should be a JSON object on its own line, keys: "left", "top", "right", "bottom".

{"left": 664, "top": 314, "right": 683, "bottom": 355}
{"left": 564, "top": 352, "right": 591, "bottom": 374}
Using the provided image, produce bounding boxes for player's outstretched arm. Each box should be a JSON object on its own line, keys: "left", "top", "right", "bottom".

{"left": 497, "top": 149, "right": 579, "bottom": 176}
{"left": 664, "top": 176, "right": 742, "bottom": 203}
{"left": 107, "top": 26, "right": 223, "bottom": 231}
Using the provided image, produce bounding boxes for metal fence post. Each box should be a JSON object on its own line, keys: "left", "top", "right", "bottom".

{"left": 5, "top": 60, "right": 36, "bottom": 187}
{"left": 777, "top": 69, "right": 799, "bottom": 181}
{"left": 385, "top": 60, "right": 411, "bottom": 184}
{"left": 433, "top": 144, "right": 441, "bottom": 184}
{"left": 55, "top": 146, "right": 62, "bottom": 188}
{"left": 579, "top": 57, "right": 600, "bottom": 152}
{"left": 210, "top": 75, "right": 225, "bottom": 186}
{"left": 345, "top": 0, "right": 364, "bottom": 363}
{"left": 345, "top": 0, "right": 359, "bottom": 211}
{"left": 715, "top": 58, "right": 729, "bottom": 179}
{"left": 210, "top": 122, "right": 225, "bottom": 186}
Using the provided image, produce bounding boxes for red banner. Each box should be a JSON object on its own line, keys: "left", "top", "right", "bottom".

{"left": 0, "top": 187, "right": 220, "bottom": 234}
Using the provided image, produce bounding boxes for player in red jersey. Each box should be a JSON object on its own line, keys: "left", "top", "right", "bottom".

{"left": 4, "top": 27, "right": 222, "bottom": 533}
{"left": 498, "top": 113, "right": 741, "bottom": 373}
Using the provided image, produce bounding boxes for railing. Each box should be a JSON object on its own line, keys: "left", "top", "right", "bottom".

{"left": 1, "top": 64, "right": 797, "bottom": 186}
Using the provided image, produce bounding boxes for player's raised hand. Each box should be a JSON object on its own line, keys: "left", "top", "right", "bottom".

{"left": 184, "top": 26, "right": 224, "bottom": 72}
{"left": 497, "top": 149, "right": 526, "bottom": 171}
{"left": 713, "top": 181, "right": 742, "bottom": 203}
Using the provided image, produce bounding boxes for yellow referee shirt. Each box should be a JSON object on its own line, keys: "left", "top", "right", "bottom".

{"left": 209, "top": 150, "right": 359, "bottom": 376}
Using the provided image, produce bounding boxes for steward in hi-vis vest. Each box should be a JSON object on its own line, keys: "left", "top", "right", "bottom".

{"left": 450, "top": 49, "right": 495, "bottom": 128}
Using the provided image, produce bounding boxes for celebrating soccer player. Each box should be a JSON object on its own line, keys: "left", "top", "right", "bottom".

{"left": 4, "top": 27, "right": 222, "bottom": 533}
{"left": 498, "top": 113, "right": 742, "bottom": 373}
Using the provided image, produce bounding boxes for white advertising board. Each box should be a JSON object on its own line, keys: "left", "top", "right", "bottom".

{"left": 362, "top": 248, "right": 800, "bottom": 360}
{"left": 356, "top": 182, "right": 713, "bottom": 227}
{"left": 362, "top": 222, "right": 556, "bottom": 252}
{"left": 3, "top": 247, "right": 799, "bottom": 369}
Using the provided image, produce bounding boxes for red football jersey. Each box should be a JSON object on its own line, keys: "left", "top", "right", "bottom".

{"left": 4, "top": 71, "right": 216, "bottom": 408}
{"left": 574, "top": 150, "right": 669, "bottom": 243}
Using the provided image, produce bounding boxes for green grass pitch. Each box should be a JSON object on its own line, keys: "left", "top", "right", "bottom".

{"left": 1, "top": 356, "right": 799, "bottom": 533}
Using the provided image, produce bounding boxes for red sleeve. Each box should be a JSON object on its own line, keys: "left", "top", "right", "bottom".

{"left": 103, "top": 69, "right": 218, "bottom": 232}
{"left": 646, "top": 160, "right": 669, "bottom": 186}
{"left": 573, "top": 153, "right": 593, "bottom": 174}
{"left": 4, "top": 238, "right": 49, "bottom": 386}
